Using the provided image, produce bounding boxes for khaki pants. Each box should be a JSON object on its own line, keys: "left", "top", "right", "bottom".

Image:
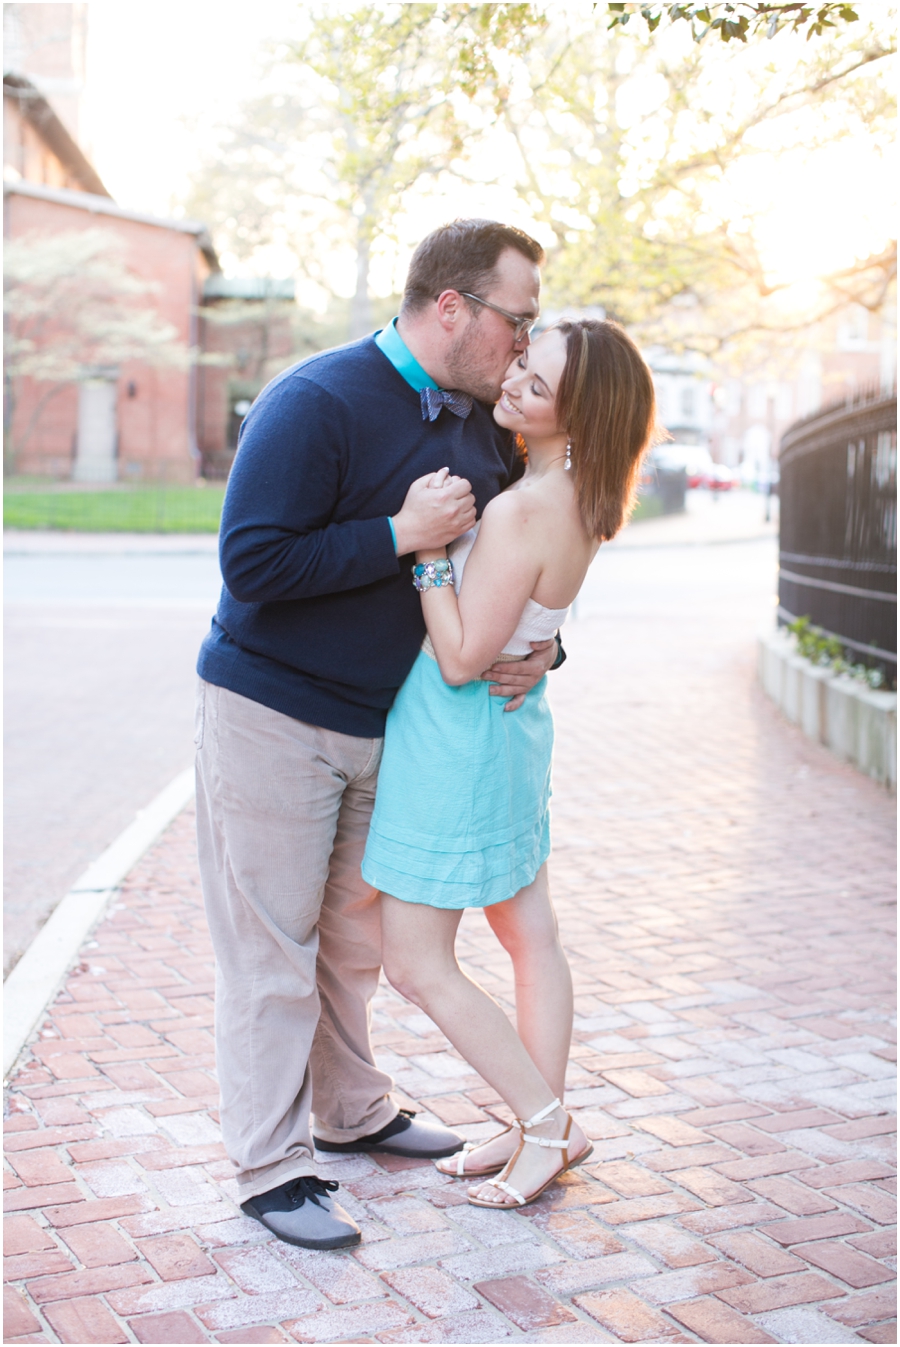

{"left": 194, "top": 680, "right": 396, "bottom": 1201}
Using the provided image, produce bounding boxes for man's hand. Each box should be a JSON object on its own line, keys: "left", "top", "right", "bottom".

{"left": 392, "top": 469, "right": 476, "bottom": 555}
{"left": 481, "top": 638, "right": 558, "bottom": 713}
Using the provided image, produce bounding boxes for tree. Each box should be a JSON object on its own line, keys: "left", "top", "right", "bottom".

{"left": 479, "top": 4, "right": 895, "bottom": 356}
{"left": 185, "top": 4, "right": 546, "bottom": 338}
{"left": 184, "top": 2, "right": 893, "bottom": 357}
{"left": 606, "top": 3, "right": 862, "bottom": 44}
{"left": 4, "top": 229, "right": 189, "bottom": 468}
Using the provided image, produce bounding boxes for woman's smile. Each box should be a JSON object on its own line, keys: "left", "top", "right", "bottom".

{"left": 499, "top": 391, "right": 520, "bottom": 414}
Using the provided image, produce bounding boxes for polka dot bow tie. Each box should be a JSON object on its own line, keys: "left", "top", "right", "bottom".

{"left": 420, "top": 387, "right": 474, "bottom": 422}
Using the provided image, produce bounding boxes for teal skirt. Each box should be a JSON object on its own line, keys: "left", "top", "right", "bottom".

{"left": 362, "top": 649, "right": 552, "bottom": 909}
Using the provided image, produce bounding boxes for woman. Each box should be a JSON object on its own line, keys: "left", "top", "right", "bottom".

{"left": 362, "top": 319, "right": 657, "bottom": 1208}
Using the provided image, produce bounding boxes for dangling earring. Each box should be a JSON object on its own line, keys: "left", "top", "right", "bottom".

{"left": 564, "top": 440, "right": 572, "bottom": 471}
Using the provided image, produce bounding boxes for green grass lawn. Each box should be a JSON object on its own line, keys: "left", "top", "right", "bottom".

{"left": 5, "top": 479, "right": 669, "bottom": 535}
{"left": 630, "top": 492, "right": 666, "bottom": 522}
{"left": 4, "top": 484, "right": 226, "bottom": 533}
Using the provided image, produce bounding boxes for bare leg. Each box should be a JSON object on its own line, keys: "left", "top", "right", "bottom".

{"left": 440, "top": 865, "right": 574, "bottom": 1175}
{"left": 380, "top": 890, "right": 587, "bottom": 1206}
{"left": 485, "top": 865, "right": 573, "bottom": 1099}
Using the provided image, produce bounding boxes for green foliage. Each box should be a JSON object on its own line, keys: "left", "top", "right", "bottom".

{"left": 186, "top": 4, "right": 551, "bottom": 340}
{"left": 630, "top": 492, "right": 666, "bottom": 521}
{"left": 787, "top": 615, "right": 888, "bottom": 689}
{"left": 184, "top": 1, "right": 893, "bottom": 360}
{"left": 445, "top": 3, "right": 548, "bottom": 101}
{"left": 606, "top": 4, "right": 860, "bottom": 44}
{"left": 788, "top": 614, "right": 844, "bottom": 663}
{"left": 491, "top": 5, "right": 894, "bottom": 357}
{"left": 3, "top": 484, "right": 225, "bottom": 533}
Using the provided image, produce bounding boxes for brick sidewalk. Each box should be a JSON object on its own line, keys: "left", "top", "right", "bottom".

{"left": 4, "top": 592, "right": 896, "bottom": 1345}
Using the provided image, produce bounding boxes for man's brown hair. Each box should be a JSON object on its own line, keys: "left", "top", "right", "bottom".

{"left": 402, "top": 219, "right": 544, "bottom": 314}
{"left": 555, "top": 319, "right": 658, "bottom": 542}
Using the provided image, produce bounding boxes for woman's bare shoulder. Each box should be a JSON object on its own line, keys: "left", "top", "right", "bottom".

{"left": 473, "top": 490, "right": 545, "bottom": 570}
{"left": 488, "top": 478, "right": 589, "bottom": 538}
{"left": 479, "top": 488, "right": 528, "bottom": 531}
{"left": 482, "top": 484, "right": 548, "bottom": 529}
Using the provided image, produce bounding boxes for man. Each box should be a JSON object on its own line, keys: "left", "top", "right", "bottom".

{"left": 196, "top": 219, "right": 560, "bottom": 1250}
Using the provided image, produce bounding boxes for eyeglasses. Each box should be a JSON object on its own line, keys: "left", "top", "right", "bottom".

{"left": 458, "top": 292, "right": 538, "bottom": 343}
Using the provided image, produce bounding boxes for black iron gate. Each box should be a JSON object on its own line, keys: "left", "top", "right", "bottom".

{"left": 778, "top": 387, "right": 897, "bottom": 676}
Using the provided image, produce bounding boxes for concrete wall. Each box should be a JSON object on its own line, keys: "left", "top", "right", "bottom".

{"left": 759, "top": 627, "right": 896, "bottom": 789}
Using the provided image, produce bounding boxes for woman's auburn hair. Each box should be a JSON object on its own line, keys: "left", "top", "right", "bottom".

{"left": 554, "top": 318, "right": 658, "bottom": 542}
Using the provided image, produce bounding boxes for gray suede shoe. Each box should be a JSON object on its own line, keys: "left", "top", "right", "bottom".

{"left": 314, "top": 1107, "right": 464, "bottom": 1159}
{"left": 240, "top": 1175, "right": 361, "bottom": 1250}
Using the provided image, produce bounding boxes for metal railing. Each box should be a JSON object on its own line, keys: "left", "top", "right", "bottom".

{"left": 777, "top": 385, "right": 897, "bottom": 673}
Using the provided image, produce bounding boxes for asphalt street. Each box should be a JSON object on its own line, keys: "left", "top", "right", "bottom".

{"left": 3, "top": 538, "right": 222, "bottom": 977}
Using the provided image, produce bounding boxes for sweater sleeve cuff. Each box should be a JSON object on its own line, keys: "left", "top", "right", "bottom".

{"left": 368, "top": 514, "right": 401, "bottom": 578}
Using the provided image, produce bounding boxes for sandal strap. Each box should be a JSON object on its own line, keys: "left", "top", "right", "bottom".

{"left": 454, "top": 1143, "right": 475, "bottom": 1176}
{"left": 486, "top": 1177, "right": 526, "bottom": 1206}
{"left": 523, "top": 1134, "right": 569, "bottom": 1150}
{"left": 519, "top": 1098, "right": 563, "bottom": 1129}
{"left": 447, "top": 1123, "right": 514, "bottom": 1176}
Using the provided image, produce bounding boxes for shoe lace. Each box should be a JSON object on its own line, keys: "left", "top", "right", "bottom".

{"left": 285, "top": 1175, "right": 340, "bottom": 1210}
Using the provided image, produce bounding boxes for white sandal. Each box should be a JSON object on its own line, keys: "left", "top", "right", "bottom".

{"left": 467, "top": 1099, "right": 593, "bottom": 1209}
{"left": 435, "top": 1124, "right": 515, "bottom": 1177}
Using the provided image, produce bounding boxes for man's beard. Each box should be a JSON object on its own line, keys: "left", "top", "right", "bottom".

{"left": 444, "top": 328, "right": 504, "bottom": 403}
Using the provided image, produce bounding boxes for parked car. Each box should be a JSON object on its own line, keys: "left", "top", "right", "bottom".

{"left": 654, "top": 444, "right": 716, "bottom": 488}
{"left": 708, "top": 463, "right": 738, "bottom": 491}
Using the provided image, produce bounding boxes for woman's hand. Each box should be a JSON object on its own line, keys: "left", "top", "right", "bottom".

{"left": 392, "top": 467, "right": 475, "bottom": 555}
{"left": 415, "top": 469, "right": 468, "bottom": 564}
{"left": 427, "top": 466, "right": 471, "bottom": 494}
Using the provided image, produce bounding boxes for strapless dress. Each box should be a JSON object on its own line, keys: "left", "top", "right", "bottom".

{"left": 361, "top": 524, "right": 568, "bottom": 909}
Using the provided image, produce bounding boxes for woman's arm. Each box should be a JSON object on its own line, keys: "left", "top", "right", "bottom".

{"left": 417, "top": 492, "right": 542, "bottom": 685}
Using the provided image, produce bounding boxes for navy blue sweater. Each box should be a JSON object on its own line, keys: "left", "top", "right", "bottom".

{"left": 197, "top": 335, "right": 520, "bottom": 737}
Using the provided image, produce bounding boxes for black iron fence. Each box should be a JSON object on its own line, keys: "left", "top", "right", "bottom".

{"left": 778, "top": 386, "right": 897, "bottom": 676}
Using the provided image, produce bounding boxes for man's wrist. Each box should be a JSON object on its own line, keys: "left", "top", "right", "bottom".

{"left": 391, "top": 513, "right": 416, "bottom": 556}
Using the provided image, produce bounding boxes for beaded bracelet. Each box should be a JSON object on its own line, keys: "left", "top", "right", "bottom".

{"left": 412, "top": 558, "right": 455, "bottom": 592}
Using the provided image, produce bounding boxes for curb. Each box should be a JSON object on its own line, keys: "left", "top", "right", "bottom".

{"left": 3, "top": 766, "right": 196, "bottom": 1080}
{"left": 3, "top": 531, "right": 219, "bottom": 555}
{"left": 758, "top": 627, "right": 897, "bottom": 788}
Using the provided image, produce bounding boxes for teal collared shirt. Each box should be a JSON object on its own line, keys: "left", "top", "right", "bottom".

{"left": 376, "top": 318, "right": 439, "bottom": 550}
{"left": 375, "top": 318, "right": 439, "bottom": 393}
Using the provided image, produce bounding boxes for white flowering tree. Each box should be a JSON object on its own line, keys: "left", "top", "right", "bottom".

{"left": 3, "top": 229, "right": 190, "bottom": 470}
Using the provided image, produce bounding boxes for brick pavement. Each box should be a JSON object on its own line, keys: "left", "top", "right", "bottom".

{"left": 3, "top": 564, "right": 896, "bottom": 1345}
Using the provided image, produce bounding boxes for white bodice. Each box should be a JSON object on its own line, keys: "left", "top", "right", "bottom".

{"left": 448, "top": 524, "right": 569, "bottom": 657}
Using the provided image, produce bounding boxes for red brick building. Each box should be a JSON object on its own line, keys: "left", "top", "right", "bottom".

{"left": 5, "top": 178, "right": 219, "bottom": 484}
{"left": 4, "top": 26, "right": 297, "bottom": 485}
